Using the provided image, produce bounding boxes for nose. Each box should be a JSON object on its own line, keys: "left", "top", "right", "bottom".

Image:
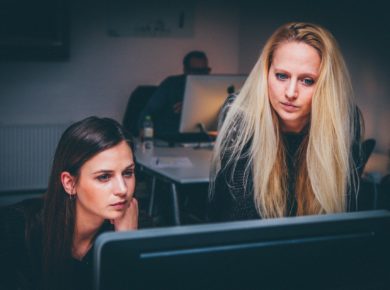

{"left": 114, "top": 177, "right": 127, "bottom": 197}
{"left": 285, "top": 79, "right": 298, "bottom": 100}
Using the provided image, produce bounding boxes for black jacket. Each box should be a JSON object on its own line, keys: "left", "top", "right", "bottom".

{"left": 0, "top": 198, "right": 113, "bottom": 290}
{"left": 138, "top": 74, "right": 186, "bottom": 135}
{"left": 208, "top": 94, "right": 363, "bottom": 222}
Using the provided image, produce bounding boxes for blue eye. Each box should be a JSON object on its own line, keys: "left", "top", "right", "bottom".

{"left": 123, "top": 170, "right": 134, "bottom": 178}
{"left": 303, "top": 78, "right": 315, "bottom": 86}
{"left": 97, "top": 174, "right": 110, "bottom": 182}
{"left": 276, "top": 73, "right": 288, "bottom": 80}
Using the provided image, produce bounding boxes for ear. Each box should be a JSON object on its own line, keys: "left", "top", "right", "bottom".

{"left": 61, "top": 171, "right": 76, "bottom": 196}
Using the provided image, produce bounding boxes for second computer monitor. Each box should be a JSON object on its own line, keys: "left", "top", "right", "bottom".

{"left": 179, "top": 74, "right": 247, "bottom": 133}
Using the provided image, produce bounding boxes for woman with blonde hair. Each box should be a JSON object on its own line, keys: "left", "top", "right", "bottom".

{"left": 209, "top": 22, "right": 363, "bottom": 221}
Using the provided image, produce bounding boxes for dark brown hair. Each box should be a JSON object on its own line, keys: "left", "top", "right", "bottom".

{"left": 42, "top": 116, "right": 133, "bottom": 290}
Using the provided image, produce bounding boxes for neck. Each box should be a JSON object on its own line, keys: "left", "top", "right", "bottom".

{"left": 72, "top": 220, "right": 102, "bottom": 260}
{"left": 72, "top": 205, "right": 105, "bottom": 260}
{"left": 281, "top": 118, "right": 309, "bottom": 134}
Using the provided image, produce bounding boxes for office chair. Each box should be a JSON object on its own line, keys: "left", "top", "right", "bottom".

{"left": 359, "top": 138, "right": 376, "bottom": 177}
{"left": 355, "top": 139, "right": 377, "bottom": 210}
{"left": 122, "top": 86, "right": 157, "bottom": 214}
{"left": 122, "top": 85, "right": 157, "bottom": 137}
{"left": 378, "top": 174, "right": 390, "bottom": 210}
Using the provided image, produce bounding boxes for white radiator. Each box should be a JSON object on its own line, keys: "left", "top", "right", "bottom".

{"left": 0, "top": 124, "right": 69, "bottom": 192}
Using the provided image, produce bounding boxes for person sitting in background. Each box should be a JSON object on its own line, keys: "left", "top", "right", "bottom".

{"left": 138, "top": 50, "right": 211, "bottom": 136}
{"left": 208, "top": 22, "right": 364, "bottom": 222}
{"left": 0, "top": 117, "right": 138, "bottom": 290}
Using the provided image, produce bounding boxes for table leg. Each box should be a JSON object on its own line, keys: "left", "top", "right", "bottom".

{"left": 148, "top": 176, "right": 156, "bottom": 216}
{"left": 170, "top": 183, "right": 181, "bottom": 225}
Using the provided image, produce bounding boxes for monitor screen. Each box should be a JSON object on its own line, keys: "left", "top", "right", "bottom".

{"left": 179, "top": 74, "right": 247, "bottom": 133}
{"left": 93, "top": 210, "right": 390, "bottom": 290}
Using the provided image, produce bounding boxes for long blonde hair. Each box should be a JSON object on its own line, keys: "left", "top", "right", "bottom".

{"left": 210, "top": 22, "right": 360, "bottom": 218}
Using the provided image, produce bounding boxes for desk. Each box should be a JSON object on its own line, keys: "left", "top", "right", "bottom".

{"left": 135, "top": 146, "right": 213, "bottom": 225}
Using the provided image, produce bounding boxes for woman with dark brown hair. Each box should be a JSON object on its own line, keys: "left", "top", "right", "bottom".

{"left": 1, "top": 116, "right": 138, "bottom": 290}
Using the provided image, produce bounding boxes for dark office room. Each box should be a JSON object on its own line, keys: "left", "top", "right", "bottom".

{"left": 0, "top": 0, "right": 389, "bottom": 290}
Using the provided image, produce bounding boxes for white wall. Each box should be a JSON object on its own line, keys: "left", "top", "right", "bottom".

{"left": 0, "top": 0, "right": 388, "bottom": 156}
{"left": 0, "top": 0, "right": 240, "bottom": 125}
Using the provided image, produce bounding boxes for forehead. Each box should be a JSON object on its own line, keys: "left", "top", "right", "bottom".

{"left": 271, "top": 41, "right": 321, "bottom": 75}
{"left": 81, "top": 141, "right": 134, "bottom": 172}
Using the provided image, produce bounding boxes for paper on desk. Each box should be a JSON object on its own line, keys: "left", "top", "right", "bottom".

{"left": 151, "top": 157, "right": 193, "bottom": 168}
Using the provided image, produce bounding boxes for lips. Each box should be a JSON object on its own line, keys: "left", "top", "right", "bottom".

{"left": 110, "top": 200, "right": 127, "bottom": 207}
{"left": 281, "top": 101, "right": 298, "bottom": 107}
{"left": 280, "top": 102, "right": 299, "bottom": 112}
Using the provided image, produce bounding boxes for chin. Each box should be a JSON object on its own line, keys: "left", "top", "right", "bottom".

{"left": 105, "top": 211, "right": 125, "bottom": 220}
{"left": 279, "top": 115, "right": 300, "bottom": 123}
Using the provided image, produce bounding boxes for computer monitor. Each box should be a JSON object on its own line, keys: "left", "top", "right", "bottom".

{"left": 179, "top": 74, "right": 247, "bottom": 134}
{"left": 93, "top": 210, "right": 390, "bottom": 290}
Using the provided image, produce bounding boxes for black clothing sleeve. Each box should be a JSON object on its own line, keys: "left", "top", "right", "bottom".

{"left": 138, "top": 75, "right": 186, "bottom": 135}
{"left": 209, "top": 154, "right": 259, "bottom": 222}
{"left": 0, "top": 198, "right": 43, "bottom": 290}
{"left": 208, "top": 94, "right": 259, "bottom": 222}
{"left": 0, "top": 199, "right": 116, "bottom": 290}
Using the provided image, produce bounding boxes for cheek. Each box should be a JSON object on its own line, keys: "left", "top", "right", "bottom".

{"left": 77, "top": 180, "right": 107, "bottom": 204}
{"left": 303, "top": 90, "right": 314, "bottom": 110}
{"left": 268, "top": 80, "right": 279, "bottom": 107}
{"left": 268, "top": 78, "right": 280, "bottom": 99}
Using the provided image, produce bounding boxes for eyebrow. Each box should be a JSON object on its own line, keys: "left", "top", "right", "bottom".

{"left": 92, "top": 163, "right": 135, "bottom": 175}
{"left": 273, "top": 67, "right": 319, "bottom": 77}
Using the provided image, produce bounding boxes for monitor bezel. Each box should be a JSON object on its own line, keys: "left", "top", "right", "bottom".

{"left": 94, "top": 210, "right": 390, "bottom": 290}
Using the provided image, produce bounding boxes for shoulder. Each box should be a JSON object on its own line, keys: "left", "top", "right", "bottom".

{"left": 222, "top": 93, "right": 237, "bottom": 111}
{"left": 0, "top": 198, "right": 43, "bottom": 290}
{"left": 0, "top": 198, "right": 43, "bottom": 242}
{"left": 160, "top": 74, "right": 185, "bottom": 85}
{"left": 4, "top": 198, "right": 43, "bottom": 220}
{"left": 218, "top": 93, "right": 237, "bottom": 130}
{"left": 155, "top": 75, "right": 186, "bottom": 97}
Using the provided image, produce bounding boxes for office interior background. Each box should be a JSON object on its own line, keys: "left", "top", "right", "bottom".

{"left": 0, "top": 0, "right": 389, "bottom": 196}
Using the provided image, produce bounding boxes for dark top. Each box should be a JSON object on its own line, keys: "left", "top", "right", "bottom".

{"left": 0, "top": 198, "right": 113, "bottom": 290}
{"left": 208, "top": 94, "right": 363, "bottom": 222}
{"left": 138, "top": 74, "right": 186, "bottom": 135}
{"left": 208, "top": 133, "right": 308, "bottom": 222}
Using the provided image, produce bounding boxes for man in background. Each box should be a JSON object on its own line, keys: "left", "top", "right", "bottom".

{"left": 138, "top": 50, "right": 211, "bottom": 136}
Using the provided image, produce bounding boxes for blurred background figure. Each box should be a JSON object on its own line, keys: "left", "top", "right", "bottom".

{"left": 138, "top": 50, "right": 211, "bottom": 137}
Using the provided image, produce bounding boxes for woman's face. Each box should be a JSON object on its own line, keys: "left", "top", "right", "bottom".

{"left": 268, "top": 41, "right": 321, "bottom": 133}
{"left": 73, "top": 140, "right": 135, "bottom": 225}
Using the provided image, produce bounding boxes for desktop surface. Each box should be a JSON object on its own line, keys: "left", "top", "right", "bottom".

{"left": 134, "top": 145, "right": 212, "bottom": 184}
{"left": 94, "top": 210, "right": 390, "bottom": 290}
